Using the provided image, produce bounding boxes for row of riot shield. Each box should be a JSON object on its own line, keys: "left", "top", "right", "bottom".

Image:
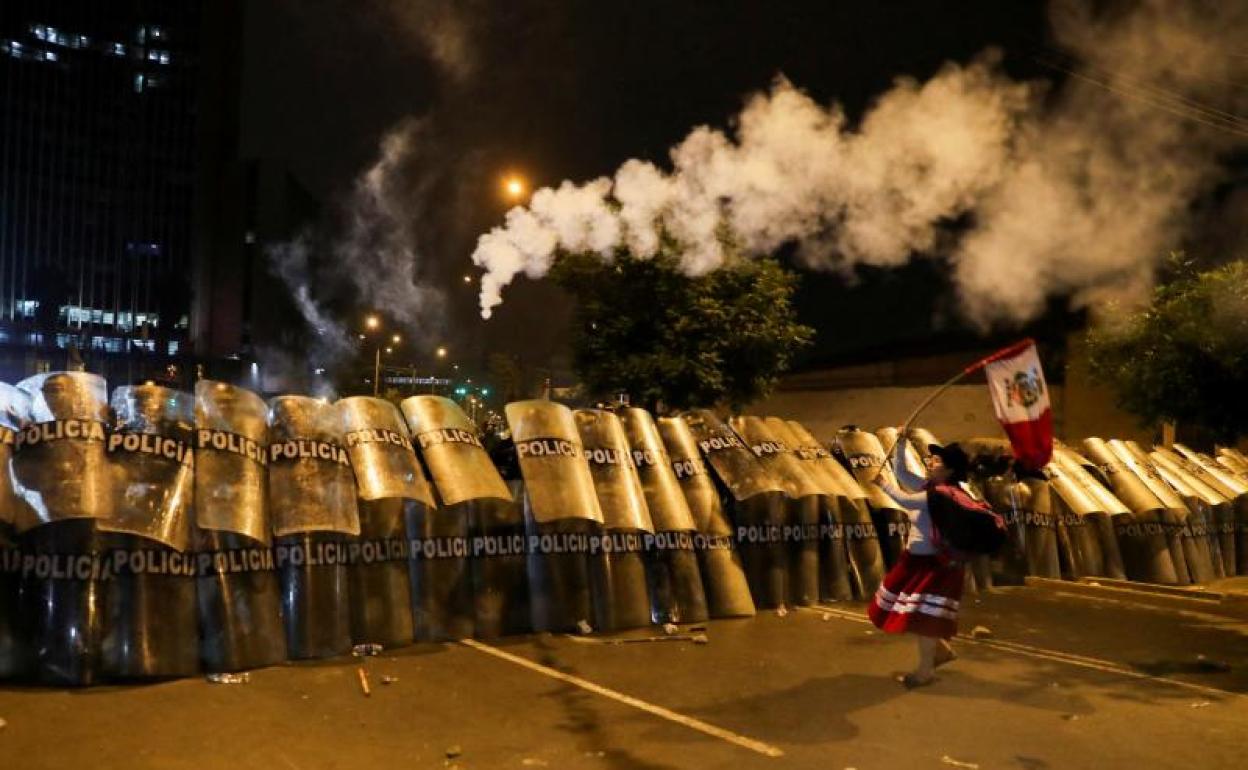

{"left": 504, "top": 402, "right": 890, "bottom": 627}
{"left": 0, "top": 373, "right": 532, "bottom": 685}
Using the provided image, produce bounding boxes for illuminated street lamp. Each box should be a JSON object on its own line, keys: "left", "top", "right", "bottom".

{"left": 436, "top": 346, "right": 447, "bottom": 358}
{"left": 502, "top": 174, "right": 527, "bottom": 202}
{"left": 361, "top": 314, "right": 394, "bottom": 397}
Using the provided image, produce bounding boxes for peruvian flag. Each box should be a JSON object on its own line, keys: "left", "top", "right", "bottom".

{"left": 981, "top": 339, "right": 1053, "bottom": 471}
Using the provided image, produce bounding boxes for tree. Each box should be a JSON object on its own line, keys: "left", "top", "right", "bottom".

{"left": 548, "top": 246, "right": 813, "bottom": 412}
{"left": 1086, "top": 254, "right": 1248, "bottom": 443}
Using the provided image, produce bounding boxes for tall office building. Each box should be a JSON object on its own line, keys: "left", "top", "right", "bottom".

{"left": 0, "top": 0, "right": 242, "bottom": 381}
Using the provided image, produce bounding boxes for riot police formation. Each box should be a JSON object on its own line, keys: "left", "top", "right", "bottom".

{"left": 0, "top": 373, "right": 1240, "bottom": 685}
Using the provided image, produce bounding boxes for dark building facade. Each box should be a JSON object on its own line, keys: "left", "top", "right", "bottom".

{"left": 0, "top": 0, "right": 245, "bottom": 384}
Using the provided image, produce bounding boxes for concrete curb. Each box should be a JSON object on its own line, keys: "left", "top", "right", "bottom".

{"left": 1023, "top": 576, "right": 1248, "bottom": 619}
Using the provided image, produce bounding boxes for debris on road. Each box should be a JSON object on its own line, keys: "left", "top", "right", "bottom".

{"left": 380, "top": 675, "right": 399, "bottom": 685}
{"left": 205, "top": 673, "right": 250, "bottom": 685}
{"left": 0, "top": 716, "right": 7, "bottom": 730}
{"left": 775, "top": 607, "right": 789, "bottom": 618}
{"left": 970, "top": 625, "right": 994, "bottom": 639}
{"left": 821, "top": 612, "right": 832, "bottom": 621}
{"left": 1194, "top": 655, "right": 1231, "bottom": 673}
{"left": 576, "top": 620, "right": 593, "bottom": 635}
{"left": 521, "top": 758, "right": 548, "bottom": 766}
{"left": 1061, "top": 713, "right": 1080, "bottom": 721}
{"left": 445, "top": 745, "right": 463, "bottom": 759}
{"left": 1190, "top": 701, "right": 1212, "bottom": 709}
{"left": 662, "top": 622, "right": 679, "bottom": 635}
{"left": 352, "top": 643, "right": 383, "bottom": 657}
{"left": 611, "top": 633, "right": 709, "bottom": 645}
{"left": 940, "top": 756, "right": 980, "bottom": 769}
{"left": 357, "top": 666, "right": 371, "bottom": 697}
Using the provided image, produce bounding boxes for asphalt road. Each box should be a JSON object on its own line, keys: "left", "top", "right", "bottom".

{"left": 1, "top": 584, "right": 1246, "bottom": 769}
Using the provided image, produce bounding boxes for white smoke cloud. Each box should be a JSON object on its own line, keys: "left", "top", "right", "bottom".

{"left": 471, "top": 0, "right": 1248, "bottom": 325}
{"left": 269, "top": 120, "right": 446, "bottom": 364}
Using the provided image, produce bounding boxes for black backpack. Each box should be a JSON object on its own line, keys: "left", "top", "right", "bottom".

{"left": 927, "top": 482, "right": 1008, "bottom": 555}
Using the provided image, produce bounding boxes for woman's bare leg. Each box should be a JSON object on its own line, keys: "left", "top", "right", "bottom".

{"left": 935, "top": 638, "right": 956, "bottom": 667}
{"left": 914, "top": 636, "right": 937, "bottom": 680}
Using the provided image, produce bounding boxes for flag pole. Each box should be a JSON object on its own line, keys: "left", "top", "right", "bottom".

{"left": 872, "top": 338, "right": 1034, "bottom": 481}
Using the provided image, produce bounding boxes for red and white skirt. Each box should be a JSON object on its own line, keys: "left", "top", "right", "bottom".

{"left": 867, "top": 551, "right": 965, "bottom": 639}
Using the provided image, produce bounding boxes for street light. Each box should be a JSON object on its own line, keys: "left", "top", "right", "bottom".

{"left": 502, "top": 174, "right": 527, "bottom": 202}
{"left": 436, "top": 346, "right": 447, "bottom": 358}
{"left": 391, "top": 334, "right": 401, "bottom": 344}
{"left": 360, "top": 314, "right": 393, "bottom": 397}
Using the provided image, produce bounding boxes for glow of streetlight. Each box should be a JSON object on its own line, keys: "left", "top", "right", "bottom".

{"left": 462, "top": 274, "right": 472, "bottom": 284}
{"left": 391, "top": 334, "right": 401, "bottom": 344}
{"left": 436, "top": 346, "right": 447, "bottom": 358}
{"left": 365, "top": 315, "right": 380, "bottom": 330}
{"left": 502, "top": 174, "right": 527, "bottom": 201}
{"left": 385, "top": 347, "right": 393, "bottom": 354}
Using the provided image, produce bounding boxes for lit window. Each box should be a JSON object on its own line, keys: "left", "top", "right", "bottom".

{"left": 150, "top": 26, "right": 163, "bottom": 39}
{"left": 136, "top": 27, "right": 146, "bottom": 44}
{"left": 76, "top": 35, "right": 89, "bottom": 48}
{"left": 134, "top": 73, "right": 145, "bottom": 93}
{"left": 148, "top": 49, "right": 160, "bottom": 62}
{"left": 112, "top": 42, "right": 125, "bottom": 56}
{"left": 31, "top": 25, "right": 47, "bottom": 41}
{"left": 159, "top": 51, "right": 170, "bottom": 65}
{"left": 44, "top": 50, "right": 57, "bottom": 62}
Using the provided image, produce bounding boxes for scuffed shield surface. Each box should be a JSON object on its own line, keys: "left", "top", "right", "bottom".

{"left": 268, "top": 395, "right": 359, "bottom": 536}
{"left": 194, "top": 380, "right": 271, "bottom": 544}
{"left": 402, "top": 395, "right": 511, "bottom": 506}
{"left": 337, "top": 396, "right": 435, "bottom": 507}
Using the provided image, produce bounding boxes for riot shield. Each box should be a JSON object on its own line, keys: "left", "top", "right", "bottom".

{"left": 100, "top": 384, "right": 198, "bottom": 678}
{"left": 268, "top": 395, "right": 357, "bottom": 660}
{"left": 833, "top": 427, "right": 910, "bottom": 569}
{"left": 785, "top": 420, "right": 883, "bottom": 599}
{"left": 1151, "top": 448, "right": 1230, "bottom": 579}
{"left": 767, "top": 418, "right": 851, "bottom": 602}
{"left": 683, "top": 409, "right": 788, "bottom": 609}
{"left": 1051, "top": 448, "right": 1128, "bottom": 580}
{"left": 1045, "top": 460, "right": 1108, "bottom": 579}
{"left": 576, "top": 409, "right": 654, "bottom": 631}
{"left": 1216, "top": 448, "right": 1248, "bottom": 477}
{"left": 193, "top": 380, "right": 286, "bottom": 672}
{"left": 1171, "top": 444, "right": 1248, "bottom": 576}
{"left": 1147, "top": 452, "right": 1221, "bottom": 583}
{"left": 732, "top": 416, "right": 823, "bottom": 607}
{"left": 657, "top": 417, "right": 755, "bottom": 618}
{"left": 404, "top": 395, "right": 525, "bottom": 639}
{"left": 978, "top": 475, "right": 1032, "bottom": 583}
{"left": 505, "top": 400, "right": 604, "bottom": 633}
{"left": 1081, "top": 438, "right": 1177, "bottom": 584}
{"left": 337, "top": 397, "right": 428, "bottom": 647}
{"left": 620, "top": 408, "right": 708, "bottom": 624}
{"left": 12, "top": 372, "right": 113, "bottom": 685}
{"left": 1116, "top": 440, "right": 1216, "bottom": 584}
{"left": 0, "top": 383, "right": 30, "bottom": 679}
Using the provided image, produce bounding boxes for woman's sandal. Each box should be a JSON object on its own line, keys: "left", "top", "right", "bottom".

{"left": 899, "top": 672, "right": 937, "bottom": 689}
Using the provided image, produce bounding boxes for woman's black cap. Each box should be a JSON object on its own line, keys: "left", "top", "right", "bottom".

{"left": 927, "top": 442, "right": 971, "bottom": 478}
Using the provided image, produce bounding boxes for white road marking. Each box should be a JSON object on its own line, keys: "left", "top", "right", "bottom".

{"left": 460, "top": 637, "right": 785, "bottom": 758}
{"left": 804, "top": 605, "right": 1239, "bottom": 699}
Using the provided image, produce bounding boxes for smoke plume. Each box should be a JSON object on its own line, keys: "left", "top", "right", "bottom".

{"left": 269, "top": 120, "right": 447, "bottom": 366}
{"left": 471, "top": 0, "right": 1248, "bottom": 325}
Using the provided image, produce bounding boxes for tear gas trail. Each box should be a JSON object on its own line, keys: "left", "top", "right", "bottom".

{"left": 471, "top": 0, "right": 1248, "bottom": 325}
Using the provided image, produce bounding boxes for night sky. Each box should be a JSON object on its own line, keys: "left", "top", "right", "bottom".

{"left": 239, "top": 0, "right": 1068, "bottom": 375}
